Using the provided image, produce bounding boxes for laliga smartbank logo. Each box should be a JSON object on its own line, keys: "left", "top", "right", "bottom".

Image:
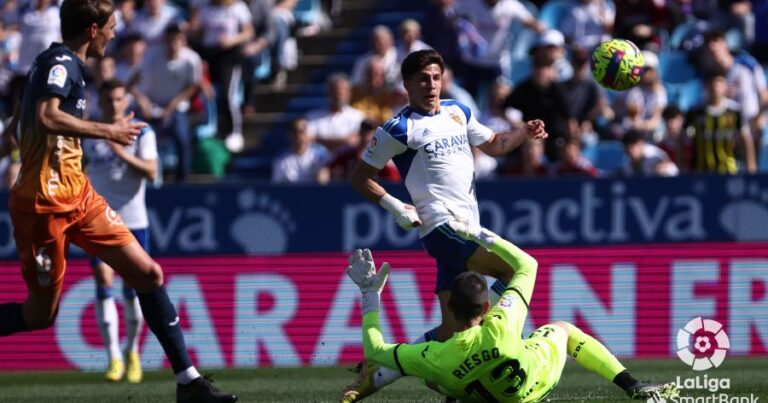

{"left": 676, "top": 317, "right": 730, "bottom": 371}
{"left": 647, "top": 318, "right": 758, "bottom": 403}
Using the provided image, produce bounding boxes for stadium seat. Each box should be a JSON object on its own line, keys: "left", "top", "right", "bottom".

{"left": 254, "top": 51, "right": 272, "bottom": 81}
{"left": 509, "top": 29, "right": 538, "bottom": 59}
{"left": 592, "top": 140, "right": 626, "bottom": 173}
{"left": 669, "top": 20, "right": 698, "bottom": 50}
{"left": 509, "top": 57, "right": 532, "bottom": 86}
{"left": 725, "top": 28, "right": 745, "bottom": 52}
{"left": 659, "top": 51, "right": 698, "bottom": 84}
{"left": 761, "top": 126, "right": 768, "bottom": 172}
{"left": 294, "top": 0, "right": 322, "bottom": 26}
{"left": 676, "top": 79, "right": 703, "bottom": 112}
{"left": 539, "top": 0, "right": 577, "bottom": 30}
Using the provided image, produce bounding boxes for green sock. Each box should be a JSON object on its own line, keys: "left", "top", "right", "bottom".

{"left": 565, "top": 323, "right": 626, "bottom": 382}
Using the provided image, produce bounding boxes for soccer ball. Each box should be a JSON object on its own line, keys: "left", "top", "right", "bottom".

{"left": 591, "top": 39, "right": 646, "bottom": 91}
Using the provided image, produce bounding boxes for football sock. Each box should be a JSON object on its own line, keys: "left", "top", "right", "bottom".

{"left": 136, "top": 286, "right": 197, "bottom": 380}
{"left": 123, "top": 288, "right": 143, "bottom": 354}
{"left": 0, "top": 303, "right": 28, "bottom": 336}
{"left": 372, "top": 327, "right": 438, "bottom": 389}
{"left": 565, "top": 322, "right": 626, "bottom": 382}
{"left": 613, "top": 370, "right": 640, "bottom": 392}
{"left": 95, "top": 287, "right": 121, "bottom": 360}
{"left": 489, "top": 279, "right": 506, "bottom": 305}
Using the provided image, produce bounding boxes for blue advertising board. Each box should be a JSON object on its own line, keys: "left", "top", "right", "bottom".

{"left": 0, "top": 174, "right": 765, "bottom": 258}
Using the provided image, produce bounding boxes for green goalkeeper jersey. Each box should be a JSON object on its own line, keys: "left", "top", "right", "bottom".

{"left": 362, "top": 242, "right": 562, "bottom": 402}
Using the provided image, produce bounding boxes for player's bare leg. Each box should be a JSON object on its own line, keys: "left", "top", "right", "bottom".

{"left": 92, "top": 262, "right": 125, "bottom": 382}
{"left": 100, "top": 242, "right": 237, "bottom": 402}
{"left": 549, "top": 321, "right": 679, "bottom": 400}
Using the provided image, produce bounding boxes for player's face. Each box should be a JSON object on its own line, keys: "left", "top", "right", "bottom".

{"left": 100, "top": 87, "right": 129, "bottom": 121}
{"left": 87, "top": 14, "right": 117, "bottom": 58}
{"left": 405, "top": 64, "right": 442, "bottom": 114}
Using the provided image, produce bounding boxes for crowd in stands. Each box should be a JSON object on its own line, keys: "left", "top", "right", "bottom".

{"left": 271, "top": 0, "right": 767, "bottom": 185}
{"left": 0, "top": 0, "right": 765, "bottom": 186}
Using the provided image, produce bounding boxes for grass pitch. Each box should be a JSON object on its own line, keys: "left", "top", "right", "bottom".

{"left": 0, "top": 358, "right": 764, "bottom": 402}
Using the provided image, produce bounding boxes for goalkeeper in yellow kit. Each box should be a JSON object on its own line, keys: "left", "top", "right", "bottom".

{"left": 345, "top": 219, "right": 679, "bottom": 402}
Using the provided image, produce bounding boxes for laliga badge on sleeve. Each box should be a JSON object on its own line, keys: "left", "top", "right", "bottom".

{"left": 47, "top": 64, "right": 68, "bottom": 88}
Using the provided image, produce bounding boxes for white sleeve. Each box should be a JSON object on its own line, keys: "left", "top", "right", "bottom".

{"left": 754, "top": 64, "right": 767, "bottom": 90}
{"left": 467, "top": 111, "right": 494, "bottom": 146}
{"left": 503, "top": 0, "right": 533, "bottom": 22}
{"left": 271, "top": 157, "right": 287, "bottom": 183}
{"left": 235, "top": 1, "right": 252, "bottom": 26}
{"left": 137, "top": 127, "right": 158, "bottom": 160}
{"left": 361, "top": 127, "right": 408, "bottom": 169}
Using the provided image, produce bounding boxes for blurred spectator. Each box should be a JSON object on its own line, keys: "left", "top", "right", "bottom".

{"left": 454, "top": 0, "right": 544, "bottom": 97}
{"left": 269, "top": 0, "right": 298, "bottom": 88}
{"left": 196, "top": 0, "right": 254, "bottom": 154}
{"left": 0, "top": 20, "right": 21, "bottom": 108}
{"left": 132, "top": 0, "right": 183, "bottom": 51}
{"left": 351, "top": 25, "right": 399, "bottom": 87}
{"left": 561, "top": 0, "right": 614, "bottom": 51}
{"left": 530, "top": 29, "right": 573, "bottom": 83}
{"left": 440, "top": 66, "right": 479, "bottom": 117}
{"left": 612, "top": 0, "right": 668, "bottom": 51}
{"left": 351, "top": 56, "right": 395, "bottom": 124}
{"left": 659, "top": 105, "right": 691, "bottom": 171}
{"left": 549, "top": 137, "right": 599, "bottom": 176}
{"left": 422, "top": 0, "right": 463, "bottom": 73}
{"left": 480, "top": 79, "right": 518, "bottom": 133}
{"left": 395, "top": 19, "right": 431, "bottom": 66}
{"left": 241, "top": 0, "right": 275, "bottom": 114}
{"left": 306, "top": 73, "right": 365, "bottom": 152}
{"left": 753, "top": 0, "right": 768, "bottom": 63}
{"left": 613, "top": 50, "right": 667, "bottom": 139}
{"left": 564, "top": 47, "right": 610, "bottom": 143}
{"left": 272, "top": 117, "right": 331, "bottom": 184}
{"left": 500, "top": 139, "right": 549, "bottom": 176}
{"left": 699, "top": 30, "right": 766, "bottom": 142}
{"left": 320, "top": 119, "right": 401, "bottom": 183}
{"left": 114, "top": 32, "right": 146, "bottom": 89}
{"left": 684, "top": 70, "right": 756, "bottom": 174}
{"left": 135, "top": 25, "right": 203, "bottom": 183}
{"left": 8, "top": 0, "right": 60, "bottom": 111}
{"left": 114, "top": 0, "right": 137, "bottom": 37}
{"left": 504, "top": 55, "right": 575, "bottom": 162}
{"left": 621, "top": 129, "right": 679, "bottom": 176}
{"left": 85, "top": 56, "right": 117, "bottom": 122}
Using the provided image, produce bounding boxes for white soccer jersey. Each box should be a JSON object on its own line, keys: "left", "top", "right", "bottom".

{"left": 362, "top": 100, "right": 494, "bottom": 237}
{"left": 84, "top": 123, "right": 158, "bottom": 229}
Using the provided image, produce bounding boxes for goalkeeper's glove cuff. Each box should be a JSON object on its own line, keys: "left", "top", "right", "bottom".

{"left": 360, "top": 291, "right": 380, "bottom": 315}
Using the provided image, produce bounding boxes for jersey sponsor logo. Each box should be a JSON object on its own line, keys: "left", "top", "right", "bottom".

{"left": 76, "top": 99, "right": 86, "bottom": 110}
{"left": 424, "top": 134, "right": 469, "bottom": 160}
{"left": 499, "top": 295, "right": 514, "bottom": 308}
{"left": 47, "top": 64, "right": 68, "bottom": 88}
{"left": 105, "top": 206, "right": 125, "bottom": 226}
{"left": 452, "top": 348, "right": 500, "bottom": 379}
{"left": 34, "top": 246, "right": 53, "bottom": 287}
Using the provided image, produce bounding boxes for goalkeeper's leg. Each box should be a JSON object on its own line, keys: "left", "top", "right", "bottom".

{"left": 554, "top": 321, "right": 679, "bottom": 400}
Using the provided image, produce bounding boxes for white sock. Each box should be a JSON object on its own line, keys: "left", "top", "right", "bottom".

{"left": 489, "top": 279, "right": 507, "bottom": 306}
{"left": 175, "top": 366, "right": 202, "bottom": 385}
{"left": 96, "top": 297, "right": 122, "bottom": 360}
{"left": 123, "top": 296, "right": 144, "bottom": 354}
{"left": 372, "top": 333, "right": 430, "bottom": 389}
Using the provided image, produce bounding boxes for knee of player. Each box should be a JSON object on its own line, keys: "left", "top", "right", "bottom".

{"left": 551, "top": 320, "right": 573, "bottom": 335}
{"left": 145, "top": 262, "right": 164, "bottom": 287}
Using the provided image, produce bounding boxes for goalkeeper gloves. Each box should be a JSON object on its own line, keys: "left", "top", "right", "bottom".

{"left": 345, "top": 248, "right": 390, "bottom": 315}
{"left": 379, "top": 194, "right": 421, "bottom": 230}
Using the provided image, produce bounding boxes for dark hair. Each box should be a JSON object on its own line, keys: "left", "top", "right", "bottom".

{"left": 449, "top": 272, "right": 488, "bottom": 323}
{"left": 704, "top": 66, "right": 728, "bottom": 83}
{"left": 118, "top": 31, "right": 143, "bottom": 48}
{"left": 98, "top": 78, "right": 125, "bottom": 96}
{"left": 662, "top": 105, "right": 682, "bottom": 120}
{"left": 360, "top": 119, "right": 379, "bottom": 134}
{"left": 622, "top": 129, "right": 645, "bottom": 147}
{"left": 164, "top": 23, "right": 184, "bottom": 38}
{"left": 703, "top": 29, "right": 726, "bottom": 45}
{"left": 400, "top": 49, "right": 445, "bottom": 82}
{"left": 60, "top": 0, "right": 115, "bottom": 41}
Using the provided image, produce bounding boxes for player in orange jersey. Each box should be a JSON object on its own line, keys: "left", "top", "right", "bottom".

{"left": 0, "top": 1, "right": 236, "bottom": 401}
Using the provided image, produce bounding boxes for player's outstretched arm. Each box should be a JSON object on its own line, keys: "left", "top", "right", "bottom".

{"left": 477, "top": 119, "right": 548, "bottom": 156}
{"left": 350, "top": 161, "right": 421, "bottom": 230}
{"left": 37, "top": 96, "right": 145, "bottom": 145}
{"left": 345, "top": 249, "right": 400, "bottom": 367}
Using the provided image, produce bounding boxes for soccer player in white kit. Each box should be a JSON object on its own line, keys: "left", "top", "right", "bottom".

{"left": 83, "top": 79, "right": 158, "bottom": 383}
{"left": 342, "top": 49, "right": 548, "bottom": 402}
